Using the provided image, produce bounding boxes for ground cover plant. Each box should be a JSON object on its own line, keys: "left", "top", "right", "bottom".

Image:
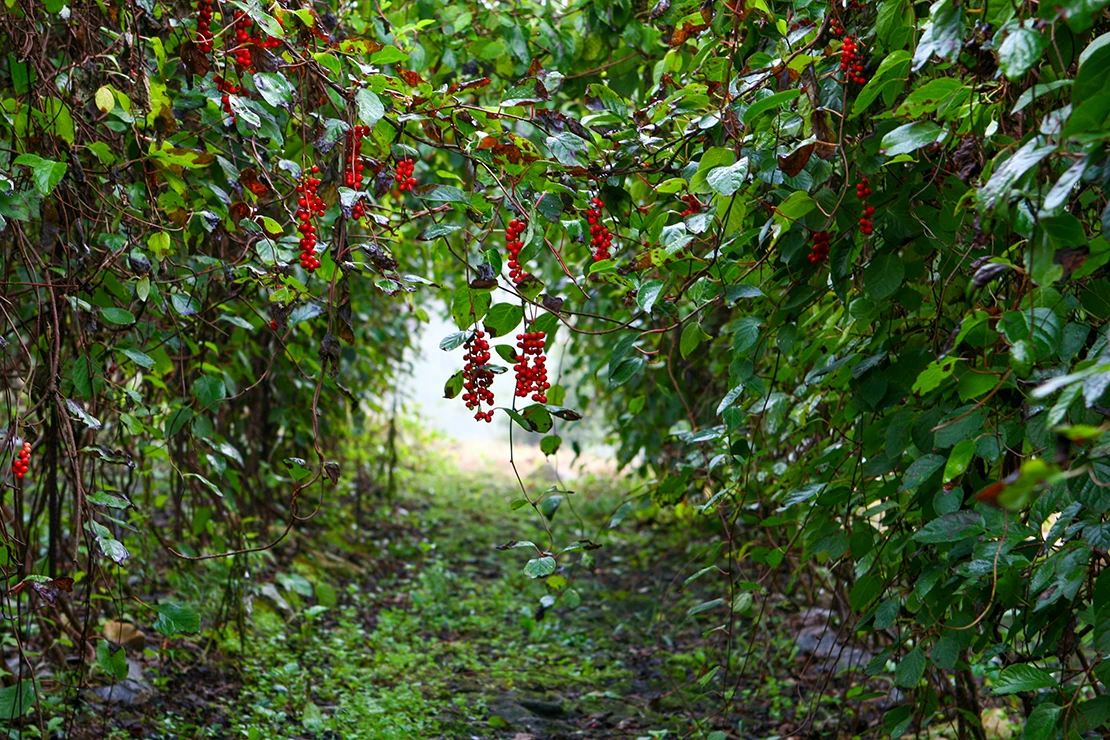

{"left": 1, "top": 0, "right": 1109, "bottom": 735}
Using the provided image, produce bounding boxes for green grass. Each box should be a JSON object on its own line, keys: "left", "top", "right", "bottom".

{"left": 99, "top": 466, "right": 667, "bottom": 739}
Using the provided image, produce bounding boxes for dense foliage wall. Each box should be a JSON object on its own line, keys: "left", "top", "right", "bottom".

{"left": 1, "top": 0, "right": 1109, "bottom": 733}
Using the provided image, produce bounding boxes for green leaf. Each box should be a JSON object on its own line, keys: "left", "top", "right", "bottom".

{"left": 484, "top": 303, "right": 523, "bottom": 338}
{"left": 864, "top": 253, "right": 906, "bottom": 301}
{"left": 999, "top": 308, "right": 1062, "bottom": 360}
{"left": 423, "top": 185, "right": 469, "bottom": 203}
{"left": 439, "top": 331, "right": 468, "bottom": 351}
{"left": 524, "top": 556, "right": 556, "bottom": 578}
{"left": 501, "top": 81, "right": 546, "bottom": 106}
{"left": 880, "top": 122, "right": 944, "bottom": 157}
{"left": 96, "top": 640, "right": 129, "bottom": 680}
{"left": 417, "top": 223, "right": 461, "bottom": 240}
{"left": 371, "top": 46, "right": 408, "bottom": 65}
{"left": 876, "top": 0, "right": 915, "bottom": 51}
{"left": 706, "top": 159, "right": 749, "bottom": 196}
{"left": 95, "top": 86, "right": 115, "bottom": 113}
{"left": 522, "top": 404, "right": 553, "bottom": 434}
{"left": 120, "top": 348, "right": 155, "bottom": 368}
{"left": 742, "top": 89, "right": 802, "bottom": 126}
{"left": 451, "top": 285, "right": 492, "bottom": 329}
{"left": 732, "top": 316, "right": 761, "bottom": 356}
{"left": 912, "top": 0, "right": 966, "bottom": 70}
{"left": 894, "top": 78, "right": 968, "bottom": 118}
{"left": 101, "top": 307, "right": 135, "bottom": 325}
{"left": 638, "top": 280, "right": 665, "bottom": 313}
{"left": 992, "top": 664, "right": 1056, "bottom": 695}
{"left": 540, "top": 435, "right": 562, "bottom": 455}
{"left": 192, "top": 375, "right": 226, "bottom": 409}
{"left": 853, "top": 51, "right": 911, "bottom": 117}
{"left": 998, "top": 26, "right": 1046, "bottom": 79}
{"left": 1023, "top": 703, "right": 1061, "bottom": 740}
{"left": 1061, "top": 0, "right": 1110, "bottom": 31}
{"left": 690, "top": 147, "right": 736, "bottom": 194}
{"left": 1010, "top": 339, "right": 1034, "bottom": 377}
{"left": 539, "top": 494, "right": 563, "bottom": 520}
{"left": 913, "top": 511, "right": 984, "bottom": 544}
{"left": 979, "top": 137, "right": 1057, "bottom": 210}
{"left": 65, "top": 399, "right": 103, "bottom": 430}
{"left": 88, "top": 491, "right": 131, "bottom": 508}
{"left": 252, "top": 73, "right": 294, "bottom": 107}
{"left": 850, "top": 574, "right": 883, "bottom": 611}
{"left": 355, "top": 89, "right": 385, "bottom": 129}
{"left": 152, "top": 602, "right": 201, "bottom": 636}
{"left": 1011, "top": 79, "right": 1072, "bottom": 114}
{"left": 680, "top": 322, "right": 712, "bottom": 359}
{"left": 609, "top": 356, "right": 644, "bottom": 386}
{"left": 0, "top": 681, "right": 36, "bottom": 718}
{"left": 585, "top": 83, "right": 628, "bottom": 118}
{"left": 687, "top": 598, "right": 726, "bottom": 617}
{"left": 894, "top": 647, "right": 927, "bottom": 688}
{"left": 545, "top": 132, "right": 585, "bottom": 166}
{"left": 944, "top": 438, "right": 976, "bottom": 482}
{"left": 171, "top": 294, "right": 199, "bottom": 316}
{"left": 900, "top": 454, "right": 946, "bottom": 491}
{"left": 13, "top": 153, "right": 67, "bottom": 195}
{"left": 934, "top": 407, "right": 984, "bottom": 448}
{"left": 87, "top": 520, "right": 129, "bottom": 564}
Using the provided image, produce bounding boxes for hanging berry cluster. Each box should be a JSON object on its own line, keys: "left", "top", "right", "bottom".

{"left": 586, "top": 197, "right": 613, "bottom": 261}
{"left": 11, "top": 441, "right": 30, "bottom": 480}
{"left": 231, "top": 12, "right": 281, "bottom": 72}
{"left": 296, "top": 166, "right": 325, "bottom": 272}
{"left": 506, "top": 217, "right": 529, "bottom": 284}
{"left": 462, "top": 330, "right": 495, "bottom": 422}
{"left": 346, "top": 125, "right": 368, "bottom": 219}
{"left": 828, "top": 17, "right": 843, "bottom": 37}
{"left": 840, "top": 36, "right": 867, "bottom": 85}
{"left": 394, "top": 158, "right": 417, "bottom": 192}
{"left": 514, "top": 330, "right": 550, "bottom": 404}
{"left": 345, "top": 126, "right": 367, "bottom": 189}
{"left": 808, "top": 230, "right": 831, "bottom": 264}
{"left": 679, "top": 194, "right": 701, "bottom": 217}
{"left": 216, "top": 76, "right": 242, "bottom": 121}
{"left": 856, "top": 177, "right": 874, "bottom": 236}
{"left": 195, "top": 0, "right": 214, "bottom": 52}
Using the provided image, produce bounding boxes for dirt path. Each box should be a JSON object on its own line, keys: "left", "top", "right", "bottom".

{"left": 70, "top": 448, "right": 1006, "bottom": 740}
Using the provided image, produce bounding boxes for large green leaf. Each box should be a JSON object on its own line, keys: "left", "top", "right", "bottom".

{"left": 992, "top": 664, "right": 1056, "bottom": 694}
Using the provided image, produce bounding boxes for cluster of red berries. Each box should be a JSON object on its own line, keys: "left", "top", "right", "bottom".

{"left": 346, "top": 126, "right": 368, "bottom": 219}
{"left": 808, "top": 230, "right": 831, "bottom": 263}
{"left": 462, "top": 329, "right": 495, "bottom": 422}
{"left": 586, "top": 197, "right": 613, "bottom": 261}
{"left": 215, "top": 76, "right": 242, "bottom": 121}
{"left": 840, "top": 36, "right": 867, "bottom": 85}
{"left": 394, "top": 158, "right": 417, "bottom": 192}
{"left": 856, "top": 177, "right": 874, "bottom": 235}
{"left": 296, "top": 166, "right": 325, "bottom": 272}
{"left": 514, "top": 330, "right": 550, "bottom": 404}
{"left": 231, "top": 12, "right": 281, "bottom": 71}
{"left": 232, "top": 13, "right": 256, "bottom": 68}
{"left": 829, "top": 17, "right": 843, "bottom": 37}
{"left": 11, "top": 441, "right": 31, "bottom": 480}
{"left": 345, "top": 126, "right": 367, "bottom": 189}
{"left": 506, "top": 217, "right": 529, "bottom": 284}
{"left": 679, "top": 194, "right": 700, "bottom": 217}
{"left": 195, "top": 0, "right": 214, "bottom": 53}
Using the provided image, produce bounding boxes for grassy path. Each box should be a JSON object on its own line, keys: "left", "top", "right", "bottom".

{"left": 89, "top": 464, "right": 725, "bottom": 740}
